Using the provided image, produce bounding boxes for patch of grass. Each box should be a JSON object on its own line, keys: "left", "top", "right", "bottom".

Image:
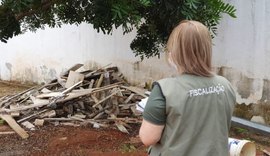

{"left": 0, "top": 119, "right": 4, "bottom": 125}
{"left": 120, "top": 144, "right": 137, "bottom": 153}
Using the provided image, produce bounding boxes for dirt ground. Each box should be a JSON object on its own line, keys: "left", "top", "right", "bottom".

{"left": 0, "top": 81, "right": 269, "bottom": 156}
{"left": 0, "top": 124, "right": 147, "bottom": 156}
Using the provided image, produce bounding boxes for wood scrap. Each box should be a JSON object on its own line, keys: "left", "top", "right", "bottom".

{"left": 0, "top": 64, "right": 147, "bottom": 137}
{"left": 34, "top": 119, "right": 44, "bottom": 126}
{"left": 17, "top": 109, "right": 48, "bottom": 123}
{"left": 120, "top": 86, "right": 147, "bottom": 98}
{"left": 61, "top": 63, "right": 83, "bottom": 77}
{"left": 21, "top": 121, "right": 35, "bottom": 130}
{"left": 115, "top": 121, "right": 129, "bottom": 134}
{"left": 65, "top": 71, "right": 84, "bottom": 88}
{"left": 10, "top": 104, "right": 20, "bottom": 117}
{"left": 0, "top": 131, "right": 16, "bottom": 135}
{"left": 0, "top": 114, "right": 29, "bottom": 139}
{"left": 263, "top": 149, "right": 270, "bottom": 156}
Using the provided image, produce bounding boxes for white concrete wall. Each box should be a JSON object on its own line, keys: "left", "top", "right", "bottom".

{"left": 212, "top": 0, "right": 270, "bottom": 104}
{"left": 0, "top": 0, "right": 270, "bottom": 104}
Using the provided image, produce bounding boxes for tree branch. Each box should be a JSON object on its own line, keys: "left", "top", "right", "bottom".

{"left": 15, "top": 0, "right": 56, "bottom": 21}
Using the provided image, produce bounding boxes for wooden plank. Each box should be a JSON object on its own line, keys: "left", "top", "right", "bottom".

{"left": 95, "top": 74, "right": 104, "bottom": 88}
{"left": 0, "top": 131, "right": 16, "bottom": 135}
{"left": 0, "top": 86, "right": 36, "bottom": 107}
{"left": 34, "top": 119, "right": 44, "bottom": 126}
{"left": 263, "top": 149, "right": 270, "bottom": 156}
{"left": 0, "top": 114, "right": 29, "bottom": 139}
{"left": 21, "top": 121, "right": 35, "bottom": 131}
{"left": 30, "top": 95, "right": 50, "bottom": 105}
{"left": 36, "top": 92, "right": 63, "bottom": 99}
{"left": 92, "top": 90, "right": 119, "bottom": 108}
{"left": 59, "top": 89, "right": 94, "bottom": 103}
{"left": 10, "top": 104, "right": 20, "bottom": 117}
{"left": 89, "top": 79, "right": 95, "bottom": 88}
{"left": 17, "top": 109, "right": 48, "bottom": 123}
{"left": 120, "top": 86, "right": 148, "bottom": 98}
{"left": 115, "top": 121, "right": 129, "bottom": 134}
{"left": 61, "top": 63, "right": 84, "bottom": 77}
{"left": 65, "top": 71, "right": 85, "bottom": 88}
{"left": 124, "top": 93, "right": 135, "bottom": 104}
{"left": 84, "top": 63, "right": 112, "bottom": 78}
{"left": 40, "top": 88, "right": 52, "bottom": 93}
{"left": 62, "top": 81, "right": 83, "bottom": 95}
{"left": 39, "top": 110, "right": 56, "bottom": 118}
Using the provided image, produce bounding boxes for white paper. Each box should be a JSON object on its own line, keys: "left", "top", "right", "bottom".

{"left": 136, "top": 97, "right": 148, "bottom": 112}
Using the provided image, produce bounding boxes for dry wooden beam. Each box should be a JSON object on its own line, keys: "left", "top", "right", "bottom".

{"left": 0, "top": 86, "right": 36, "bottom": 107}
{"left": 21, "top": 121, "right": 35, "bottom": 130}
{"left": 92, "top": 90, "right": 119, "bottom": 108}
{"left": 115, "top": 121, "right": 129, "bottom": 134}
{"left": 0, "top": 131, "right": 16, "bottom": 135}
{"left": 61, "top": 63, "right": 84, "bottom": 77}
{"left": 65, "top": 71, "right": 84, "bottom": 88}
{"left": 36, "top": 82, "right": 58, "bottom": 91}
{"left": 263, "top": 149, "right": 270, "bottom": 156}
{"left": 0, "top": 114, "right": 29, "bottom": 139}
{"left": 120, "top": 86, "right": 148, "bottom": 98}
{"left": 95, "top": 74, "right": 104, "bottom": 88}
{"left": 62, "top": 80, "right": 83, "bottom": 95}
{"left": 89, "top": 79, "right": 95, "bottom": 88}
{"left": 10, "top": 104, "right": 20, "bottom": 117}
{"left": 84, "top": 63, "right": 112, "bottom": 78}
{"left": 34, "top": 119, "right": 44, "bottom": 126}
{"left": 17, "top": 109, "right": 48, "bottom": 123}
{"left": 43, "top": 118, "right": 76, "bottom": 121}
{"left": 124, "top": 93, "right": 135, "bottom": 104}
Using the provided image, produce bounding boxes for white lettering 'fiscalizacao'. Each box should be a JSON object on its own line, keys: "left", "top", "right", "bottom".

{"left": 189, "top": 84, "right": 225, "bottom": 97}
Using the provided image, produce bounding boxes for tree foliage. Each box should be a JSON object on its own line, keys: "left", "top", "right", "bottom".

{"left": 0, "top": 0, "right": 236, "bottom": 59}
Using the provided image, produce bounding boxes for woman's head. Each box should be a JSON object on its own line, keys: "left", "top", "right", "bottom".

{"left": 167, "top": 20, "right": 213, "bottom": 77}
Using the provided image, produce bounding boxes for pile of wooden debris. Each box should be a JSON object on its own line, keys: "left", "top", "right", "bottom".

{"left": 0, "top": 64, "right": 148, "bottom": 139}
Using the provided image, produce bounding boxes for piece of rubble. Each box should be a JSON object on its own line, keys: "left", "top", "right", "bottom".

{"left": 251, "top": 116, "right": 266, "bottom": 125}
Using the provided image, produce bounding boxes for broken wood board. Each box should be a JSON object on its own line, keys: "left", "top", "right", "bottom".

{"left": 61, "top": 63, "right": 84, "bottom": 77}
{"left": 21, "top": 121, "right": 35, "bottom": 130}
{"left": 115, "top": 121, "right": 129, "bottom": 134}
{"left": 34, "top": 119, "right": 44, "bottom": 126}
{"left": 65, "top": 71, "right": 85, "bottom": 88}
{"left": 120, "top": 86, "right": 147, "bottom": 98}
{"left": 40, "top": 88, "right": 52, "bottom": 93}
{"left": 30, "top": 95, "right": 50, "bottom": 105}
{"left": 92, "top": 90, "right": 119, "bottom": 107}
{"left": 36, "top": 92, "right": 63, "bottom": 99}
{"left": 0, "top": 131, "right": 16, "bottom": 135}
{"left": 10, "top": 104, "right": 20, "bottom": 117}
{"left": 263, "top": 149, "right": 270, "bottom": 156}
{"left": 18, "top": 109, "right": 48, "bottom": 123}
{"left": 0, "top": 114, "right": 29, "bottom": 139}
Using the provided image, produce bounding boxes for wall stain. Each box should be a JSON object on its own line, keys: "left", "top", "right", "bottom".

{"left": 216, "top": 66, "right": 268, "bottom": 103}
{"left": 235, "top": 76, "right": 253, "bottom": 99}
{"left": 261, "top": 79, "right": 270, "bottom": 101}
{"left": 5, "top": 62, "right": 12, "bottom": 80}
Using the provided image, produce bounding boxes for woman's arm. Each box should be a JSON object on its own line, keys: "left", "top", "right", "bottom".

{"left": 139, "top": 119, "right": 165, "bottom": 146}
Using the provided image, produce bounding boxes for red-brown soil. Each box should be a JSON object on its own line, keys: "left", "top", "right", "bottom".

{"left": 0, "top": 124, "right": 147, "bottom": 156}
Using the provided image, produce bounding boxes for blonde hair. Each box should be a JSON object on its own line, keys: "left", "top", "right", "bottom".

{"left": 167, "top": 20, "right": 213, "bottom": 77}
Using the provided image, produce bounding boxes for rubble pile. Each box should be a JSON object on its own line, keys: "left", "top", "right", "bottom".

{"left": 0, "top": 64, "right": 148, "bottom": 138}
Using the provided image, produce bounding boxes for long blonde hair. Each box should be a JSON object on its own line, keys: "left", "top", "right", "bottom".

{"left": 167, "top": 20, "right": 213, "bottom": 77}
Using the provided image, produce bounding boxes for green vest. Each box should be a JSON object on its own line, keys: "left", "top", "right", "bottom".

{"left": 149, "top": 74, "right": 236, "bottom": 156}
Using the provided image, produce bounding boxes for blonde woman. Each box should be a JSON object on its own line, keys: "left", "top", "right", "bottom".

{"left": 139, "top": 20, "right": 236, "bottom": 156}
